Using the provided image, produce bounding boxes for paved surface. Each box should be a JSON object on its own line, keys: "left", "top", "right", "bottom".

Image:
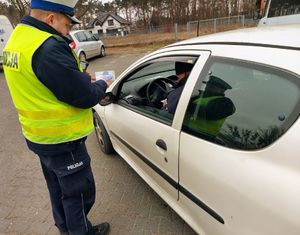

{"left": 0, "top": 53, "right": 197, "bottom": 235}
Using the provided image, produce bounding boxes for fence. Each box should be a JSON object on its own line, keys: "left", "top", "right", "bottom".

{"left": 100, "top": 16, "right": 257, "bottom": 51}
{"left": 186, "top": 15, "right": 249, "bottom": 38}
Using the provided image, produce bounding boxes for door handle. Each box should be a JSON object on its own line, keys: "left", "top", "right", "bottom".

{"left": 156, "top": 139, "right": 167, "bottom": 151}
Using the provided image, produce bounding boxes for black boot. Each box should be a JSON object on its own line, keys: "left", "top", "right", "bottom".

{"left": 92, "top": 222, "right": 110, "bottom": 235}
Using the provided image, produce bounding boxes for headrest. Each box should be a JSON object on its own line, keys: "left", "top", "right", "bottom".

{"left": 31, "top": 0, "right": 81, "bottom": 24}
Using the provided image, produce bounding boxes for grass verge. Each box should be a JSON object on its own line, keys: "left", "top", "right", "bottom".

{"left": 103, "top": 23, "right": 256, "bottom": 55}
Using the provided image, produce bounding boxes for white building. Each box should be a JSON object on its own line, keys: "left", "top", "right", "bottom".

{"left": 87, "top": 12, "right": 130, "bottom": 37}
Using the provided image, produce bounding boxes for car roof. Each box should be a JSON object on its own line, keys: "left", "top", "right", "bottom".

{"left": 168, "top": 24, "right": 300, "bottom": 50}
{"left": 69, "top": 30, "right": 89, "bottom": 34}
{"left": 70, "top": 29, "right": 87, "bottom": 32}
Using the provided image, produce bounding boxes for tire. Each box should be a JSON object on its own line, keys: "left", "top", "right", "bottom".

{"left": 79, "top": 52, "right": 86, "bottom": 61}
{"left": 93, "top": 111, "right": 114, "bottom": 154}
{"left": 100, "top": 46, "right": 105, "bottom": 57}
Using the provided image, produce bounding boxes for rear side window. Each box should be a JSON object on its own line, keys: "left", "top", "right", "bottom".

{"left": 75, "top": 32, "right": 87, "bottom": 42}
{"left": 182, "top": 57, "right": 300, "bottom": 150}
{"left": 84, "top": 31, "right": 96, "bottom": 41}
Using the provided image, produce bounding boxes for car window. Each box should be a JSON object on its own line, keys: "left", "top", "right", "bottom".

{"left": 66, "top": 35, "right": 72, "bottom": 41}
{"left": 75, "top": 32, "right": 87, "bottom": 42}
{"left": 84, "top": 31, "right": 96, "bottom": 41}
{"left": 268, "top": 0, "right": 300, "bottom": 17}
{"left": 182, "top": 57, "right": 300, "bottom": 150}
{"left": 117, "top": 56, "right": 198, "bottom": 124}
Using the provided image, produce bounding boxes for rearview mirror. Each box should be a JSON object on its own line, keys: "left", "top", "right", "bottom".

{"left": 100, "top": 92, "right": 115, "bottom": 106}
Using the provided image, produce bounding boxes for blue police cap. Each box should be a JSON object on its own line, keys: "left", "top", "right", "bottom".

{"left": 205, "top": 75, "right": 232, "bottom": 90}
{"left": 31, "top": 0, "right": 81, "bottom": 24}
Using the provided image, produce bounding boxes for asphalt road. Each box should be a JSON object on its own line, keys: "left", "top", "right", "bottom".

{"left": 0, "top": 53, "right": 197, "bottom": 235}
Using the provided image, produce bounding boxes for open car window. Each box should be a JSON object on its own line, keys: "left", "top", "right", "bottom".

{"left": 117, "top": 56, "right": 198, "bottom": 125}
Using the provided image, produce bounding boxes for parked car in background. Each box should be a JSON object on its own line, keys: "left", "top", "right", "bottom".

{"left": 68, "top": 30, "right": 105, "bottom": 61}
{"left": 93, "top": 24, "right": 300, "bottom": 235}
{"left": 0, "top": 15, "right": 13, "bottom": 66}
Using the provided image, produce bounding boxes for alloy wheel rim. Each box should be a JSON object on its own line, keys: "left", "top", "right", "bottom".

{"left": 94, "top": 118, "right": 105, "bottom": 148}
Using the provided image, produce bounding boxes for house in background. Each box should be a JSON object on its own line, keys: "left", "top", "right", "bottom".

{"left": 87, "top": 12, "right": 130, "bottom": 37}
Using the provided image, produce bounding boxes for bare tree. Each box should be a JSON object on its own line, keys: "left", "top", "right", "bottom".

{"left": 76, "top": 0, "right": 96, "bottom": 19}
{"left": 11, "top": 0, "right": 29, "bottom": 19}
{"left": 1, "top": 0, "right": 258, "bottom": 27}
{"left": 1, "top": 0, "right": 29, "bottom": 26}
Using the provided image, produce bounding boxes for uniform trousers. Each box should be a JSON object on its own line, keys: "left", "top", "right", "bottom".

{"left": 26, "top": 137, "right": 96, "bottom": 235}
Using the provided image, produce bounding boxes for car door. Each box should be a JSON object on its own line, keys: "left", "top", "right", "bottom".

{"left": 83, "top": 31, "right": 100, "bottom": 58}
{"left": 178, "top": 55, "right": 300, "bottom": 235}
{"left": 104, "top": 51, "right": 210, "bottom": 202}
{"left": 74, "top": 31, "right": 89, "bottom": 58}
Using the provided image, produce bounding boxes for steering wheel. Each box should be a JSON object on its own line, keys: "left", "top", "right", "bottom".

{"left": 146, "top": 77, "right": 176, "bottom": 106}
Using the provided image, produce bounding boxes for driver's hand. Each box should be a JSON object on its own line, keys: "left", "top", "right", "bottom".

{"left": 161, "top": 98, "right": 168, "bottom": 109}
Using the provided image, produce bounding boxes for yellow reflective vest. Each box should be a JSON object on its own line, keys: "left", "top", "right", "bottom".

{"left": 184, "top": 96, "right": 234, "bottom": 137}
{"left": 3, "top": 24, "right": 94, "bottom": 144}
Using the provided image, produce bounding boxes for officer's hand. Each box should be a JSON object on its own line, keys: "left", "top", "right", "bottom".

{"left": 84, "top": 71, "right": 96, "bottom": 81}
{"left": 96, "top": 71, "right": 115, "bottom": 87}
{"left": 90, "top": 75, "right": 96, "bottom": 81}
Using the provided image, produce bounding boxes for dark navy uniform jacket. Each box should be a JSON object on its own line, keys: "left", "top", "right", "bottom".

{"left": 21, "top": 16, "right": 107, "bottom": 146}
{"left": 22, "top": 15, "right": 107, "bottom": 109}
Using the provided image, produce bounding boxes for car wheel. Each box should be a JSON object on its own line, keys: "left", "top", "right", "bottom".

{"left": 79, "top": 52, "right": 86, "bottom": 61}
{"left": 93, "top": 111, "right": 114, "bottom": 154}
{"left": 100, "top": 46, "right": 105, "bottom": 57}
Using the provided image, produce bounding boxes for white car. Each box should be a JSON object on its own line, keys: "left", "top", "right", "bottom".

{"left": 68, "top": 30, "right": 105, "bottom": 61}
{"left": 93, "top": 25, "right": 300, "bottom": 235}
{"left": 0, "top": 15, "right": 13, "bottom": 66}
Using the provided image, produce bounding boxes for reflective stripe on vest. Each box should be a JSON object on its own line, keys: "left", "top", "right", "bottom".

{"left": 3, "top": 24, "right": 94, "bottom": 144}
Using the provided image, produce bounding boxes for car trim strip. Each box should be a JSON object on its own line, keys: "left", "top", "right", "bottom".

{"left": 166, "top": 42, "right": 300, "bottom": 51}
{"left": 178, "top": 185, "right": 224, "bottom": 224}
{"left": 110, "top": 131, "right": 225, "bottom": 224}
{"left": 111, "top": 131, "right": 178, "bottom": 189}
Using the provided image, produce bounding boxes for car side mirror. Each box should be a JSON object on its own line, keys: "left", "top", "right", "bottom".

{"left": 100, "top": 92, "right": 115, "bottom": 106}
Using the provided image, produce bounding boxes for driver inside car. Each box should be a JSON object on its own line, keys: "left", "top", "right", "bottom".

{"left": 161, "top": 61, "right": 194, "bottom": 114}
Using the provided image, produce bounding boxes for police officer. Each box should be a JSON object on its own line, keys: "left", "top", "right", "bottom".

{"left": 3, "top": 0, "right": 110, "bottom": 234}
{"left": 185, "top": 75, "right": 236, "bottom": 139}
